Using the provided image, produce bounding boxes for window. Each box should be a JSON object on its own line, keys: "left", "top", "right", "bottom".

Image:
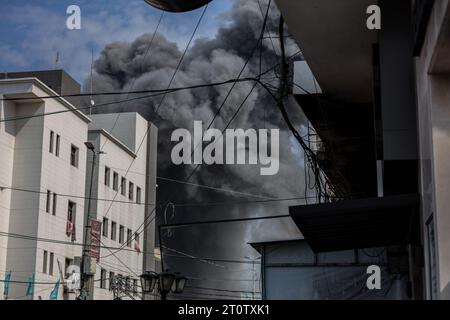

{"left": 134, "top": 232, "right": 140, "bottom": 244}
{"left": 128, "top": 182, "right": 134, "bottom": 201}
{"left": 127, "top": 229, "right": 132, "bottom": 247}
{"left": 67, "top": 202, "right": 76, "bottom": 241}
{"left": 121, "top": 177, "right": 126, "bottom": 196}
{"left": 136, "top": 187, "right": 142, "bottom": 204}
{"left": 111, "top": 221, "right": 117, "bottom": 241}
{"left": 43, "top": 250, "right": 48, "bottom": 274}
{"left": 100, "top": 269, "right": 107, "bottom": 289}
{"left": 49, "top": 252, "right": 54, "bottom": 275}
{"left": 68, "top": 201, "right": 76, "bottom": 223}
{"left": 49, "top": 131, "right": 54, "bottom": 153}
{"left": 46, "top": 190, "right": 51, "bottom": 213}
{"left": 109, "top": 272, "right": 115, "bottom": 290}
{"left": 55, "top": 134, "right": 60, "bottom": 157}
{"left": 52, "top": 193, "right": 57, "bottom": 216}
{"left": 113, "top": 172, "right": 119, "bottom": 191}
{"left": 70, "top": 145, "right": 79, "bottom": 167}
{"left": 102, "top": 217, "right": 109, "bottom": 237}
{"left": 104, "top": 167, "right": 111, "bottom": 187}
{"left": 119, "top": 225, "right": 125, "bottom": 244}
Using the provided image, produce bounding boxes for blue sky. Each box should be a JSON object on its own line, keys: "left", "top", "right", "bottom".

{"left": 0, "top": 0, "right": 232, "bottom": 84}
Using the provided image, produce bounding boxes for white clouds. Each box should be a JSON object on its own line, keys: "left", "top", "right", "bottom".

{"left": 1, "top": 1, "right": 224, "bottom": 83}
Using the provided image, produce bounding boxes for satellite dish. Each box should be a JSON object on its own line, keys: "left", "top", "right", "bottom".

{"left": 144, "top": 0, "right": 212, "bottom": 12}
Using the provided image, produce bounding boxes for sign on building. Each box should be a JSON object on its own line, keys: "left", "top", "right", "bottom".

{"left": 88, "top": 219, "right": 102, "bottom": 260}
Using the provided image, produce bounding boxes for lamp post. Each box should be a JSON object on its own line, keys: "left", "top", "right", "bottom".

{"left": 140, "top": 271, "right": 187, "bottom": 300}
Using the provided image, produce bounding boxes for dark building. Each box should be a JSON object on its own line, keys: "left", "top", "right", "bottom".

{"left": 250, "top": 0, "right": 450, "bottom": 300}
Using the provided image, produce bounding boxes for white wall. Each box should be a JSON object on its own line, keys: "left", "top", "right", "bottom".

{"left": 0, "top": 78, "right": 90, "bottom": 300}
{"left": 0, "top": 98, "right": 16, "bottom": 299}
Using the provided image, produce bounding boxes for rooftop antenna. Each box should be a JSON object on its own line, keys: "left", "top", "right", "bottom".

{"left": 89, "top": 47, "right": 95, "bottom": 115}
{"left": 54, "top": 51, "right": 60, "bottom": 70}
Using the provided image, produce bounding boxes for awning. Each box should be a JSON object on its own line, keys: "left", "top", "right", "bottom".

{"left": 289, "top": 194, "right": 420, "bottom": 252}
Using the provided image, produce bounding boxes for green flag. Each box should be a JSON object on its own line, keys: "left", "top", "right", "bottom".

{"left": 26, "top": 273, "right": 35, "bottom": 297}
{"left": 3, "top": 271, "right": 11, "bottom": 300}
{"left": 50, "top": 279, "right": 60, "bottom": 300}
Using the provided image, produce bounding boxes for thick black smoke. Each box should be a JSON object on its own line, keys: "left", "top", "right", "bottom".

{"left": 87, "top": 0, "right": 308, "bottom": 294}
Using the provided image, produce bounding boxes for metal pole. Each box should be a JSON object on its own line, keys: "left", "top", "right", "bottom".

{"left": 79, "top": 150, "right": 96, "bottom": 300}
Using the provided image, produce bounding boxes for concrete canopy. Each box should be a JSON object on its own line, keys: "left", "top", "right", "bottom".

{"left": 276, "top": 0, "right": 377, "bottom": 103}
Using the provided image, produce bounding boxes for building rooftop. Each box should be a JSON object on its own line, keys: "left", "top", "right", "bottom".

{"left": 0, "top": 77, "right": 90, "bottom": 123}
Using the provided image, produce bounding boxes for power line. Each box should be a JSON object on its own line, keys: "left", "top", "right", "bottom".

{"left": 99, "top": 206, "right": 157, "bottom": 258}
{"left": 161, "top": 214, "right": 290, "bottom": 229}
{"left": 0, "top": 51, "right": 302, "bottom": 124}
{"left": 186, "top": 276, "right": 255, "bottom": 283}
{"left": 173, "top": 196, "right": 318, "bottom": 207}
{"left": 156, "top": 176, "right": 273, "bottom": 200}
{"left": 1, "top": 174, "right": 299, "bottom": 207}
{"left": 155, "top": 252, "right": 262, "bottom": 265}
{"left": 101, "top": 4, "right": 208, "bottom": 222}
{"left": 0, "top": 77, "right": 265, "bottom": 123}
{"left": 186, "top": 285, "right": 260, "bottom": 295}
{"left": 180, "top": 290, "right": 248, "bottom": 299}
{"left": 94, "top": 7, "right": 210, "bottom": 268}
{"left": 0, "top": 185, "right": 156, "bottom": 206}
{"left": 0, "top": 230, "right": 140, "bottom": 253}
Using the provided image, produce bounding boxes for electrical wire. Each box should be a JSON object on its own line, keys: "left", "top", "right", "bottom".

{"left": 84, "top": 6, "right": 210, "bottom": 264}
{"left": 101, "top": 4, "right": 208, "bottom": 223}
{"left": 184, "top": 0, "right": 272, "bottom": 183}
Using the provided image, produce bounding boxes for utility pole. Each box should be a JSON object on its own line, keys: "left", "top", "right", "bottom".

{"left": 78, "top": 142, "right": 102, "bottom": 300}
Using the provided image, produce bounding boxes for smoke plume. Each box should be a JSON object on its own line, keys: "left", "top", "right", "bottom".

{"left": 87, "top": 0, "right": 307, "bottom": 293}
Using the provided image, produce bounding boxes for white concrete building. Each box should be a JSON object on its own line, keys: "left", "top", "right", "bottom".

{"left": 0, "top": 74, "right": 158, "bottom": 300}
{"left": 0, "top": 77, "right": 90, "bottom": 300}
{"left": 85, "top": 113, "right": 158, "bottom": 300}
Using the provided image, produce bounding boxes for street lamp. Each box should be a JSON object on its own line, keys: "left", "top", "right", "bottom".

{"left": 172, "top": 275, "right": 187, "bottom": 294}
{"left": 159, "top": 272, "right": 176, "bottom": 300}
{"left": 140, "top": 271, "right": 158, "bottom": 294}
{"left": 139, "top": 271, "right": 187, "bottom": 300}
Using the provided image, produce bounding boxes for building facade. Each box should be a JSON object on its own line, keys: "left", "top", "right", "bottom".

{"left": 0, "top": 77, "right": 90, "bottom": 300}
{"left": 0, "top": 72, "right": 158, "bottom": 300}
{"left": 86, "top": 113, "right": 158, "bottom": 300}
